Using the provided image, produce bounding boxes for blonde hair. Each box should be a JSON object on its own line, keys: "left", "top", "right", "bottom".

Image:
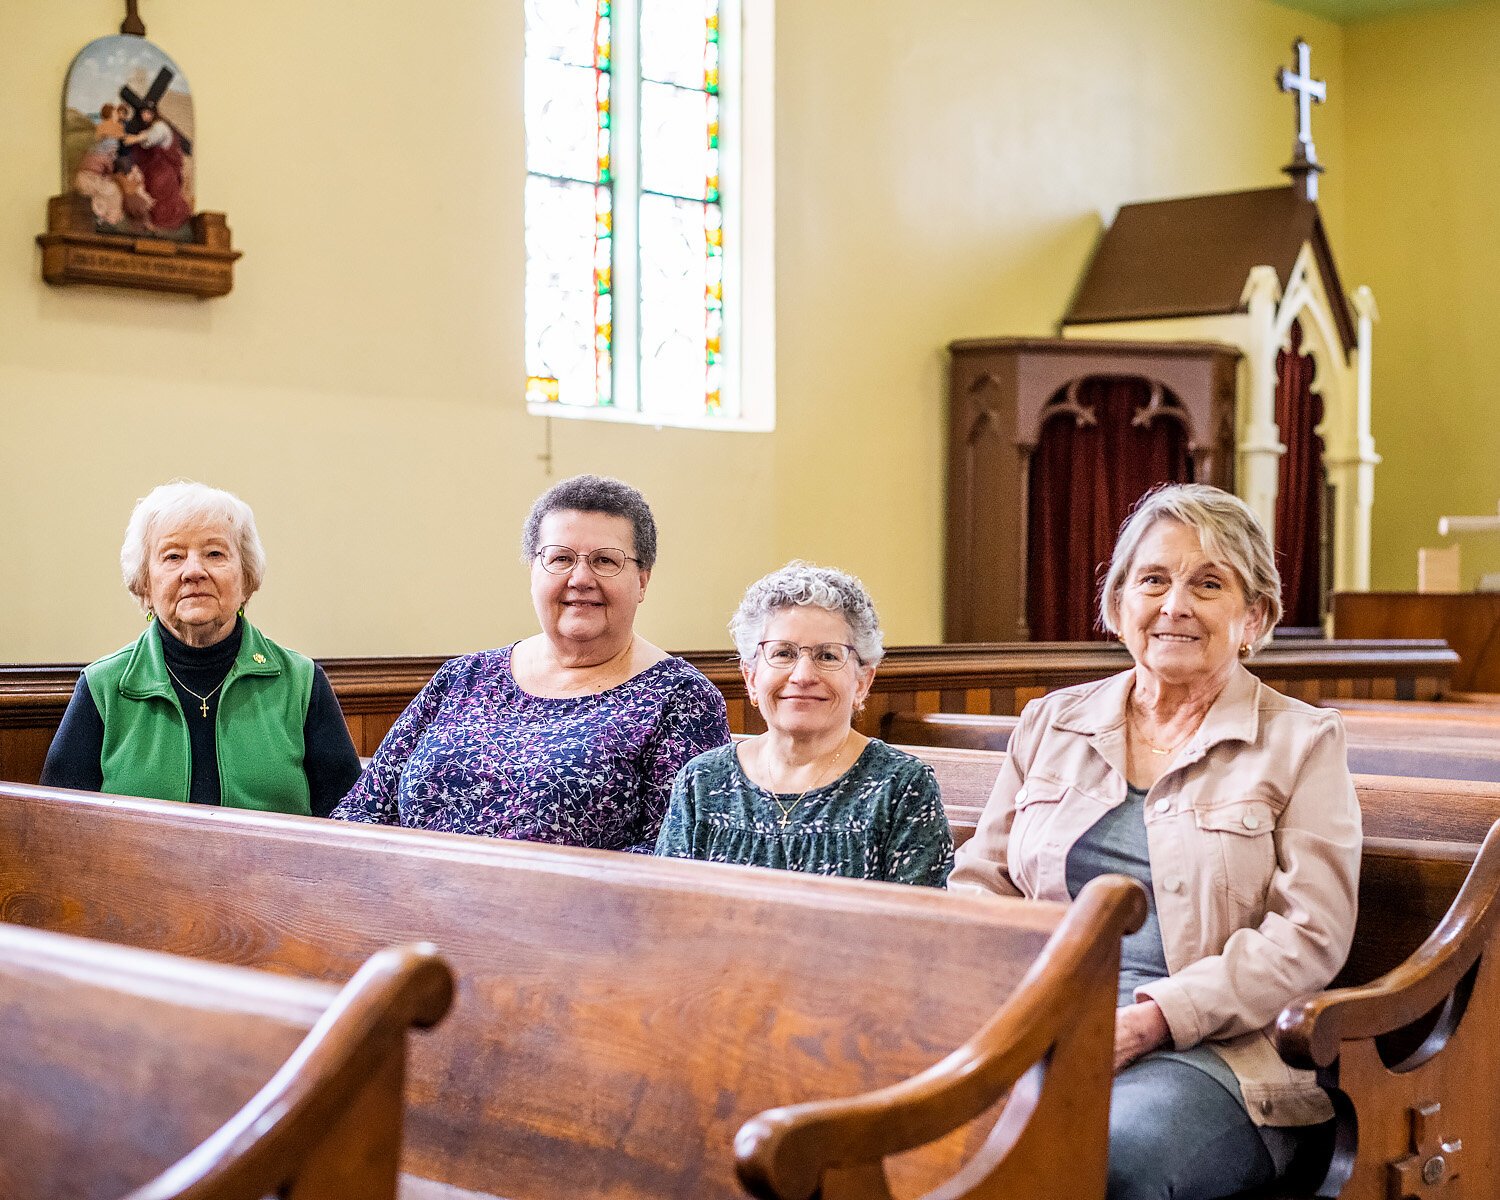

{"left": 120, "top": 480, "right": 266, "bottom": 611}
{"left": 1098, "top": 484, "right": 1282, "bottom": 651}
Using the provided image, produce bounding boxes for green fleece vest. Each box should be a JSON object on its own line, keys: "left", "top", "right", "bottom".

{"left": 85, "top": 620, "right": 315, "bottom": 815}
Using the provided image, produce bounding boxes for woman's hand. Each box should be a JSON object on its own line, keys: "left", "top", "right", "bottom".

{"left": 1114, "top": 999, "right": 1171, "bottom": 1072}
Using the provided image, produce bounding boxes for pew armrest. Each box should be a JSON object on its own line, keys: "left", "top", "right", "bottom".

{"left": 1276, "top": 824, "right": 1500, "bottom": 1070}
{"left": 127, "top": 943, "right": 455, "bottom": 1200}
{"left": 734, "top": 875, "right": 1148, "bottom": 1200}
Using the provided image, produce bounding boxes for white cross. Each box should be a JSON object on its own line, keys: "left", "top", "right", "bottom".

{"left": 1278, "top": 39, "right": 1326, "bottom": 150}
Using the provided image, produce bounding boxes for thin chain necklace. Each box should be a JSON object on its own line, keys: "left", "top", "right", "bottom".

{"left": 768, "top": 736, "right": 850, "bottom": 829}
{"left": 1129, "top": 704, "right": 1204, "bottom": 757}
{"left": 164, "top": 662, "right": 227, "bottom": 719}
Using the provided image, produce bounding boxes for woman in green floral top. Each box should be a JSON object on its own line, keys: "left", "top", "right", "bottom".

{"left": 655, "top": 563, "right": 952, "bottom": 886}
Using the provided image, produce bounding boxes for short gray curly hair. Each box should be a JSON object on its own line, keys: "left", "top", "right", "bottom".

{"left": 520, "top": 475, "right": 658, "bottom": 570}
{"left": 1099, "top": 483, "right": 1283, "bottom": 651}
{"left": 730, "top": 562, "right": 885, "bottom": 666}
{"left": 120, "top": 480, "right": 267, "bottom": 611}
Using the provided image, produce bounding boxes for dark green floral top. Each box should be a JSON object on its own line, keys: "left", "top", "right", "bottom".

{"left": 654, "top": 739, "right": 953, "bottom": 887}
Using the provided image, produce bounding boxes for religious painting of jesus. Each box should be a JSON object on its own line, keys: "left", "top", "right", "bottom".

{"left": 61, "top": 35, "right": 195, "bottom": 240}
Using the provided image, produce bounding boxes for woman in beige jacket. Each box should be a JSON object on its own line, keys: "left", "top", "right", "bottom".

{"left": 950, "top": 483, "right": 1360, "bottom": 1200}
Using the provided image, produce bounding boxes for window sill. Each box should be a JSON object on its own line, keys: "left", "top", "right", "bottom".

{"left": 526, "top": 401, "right": 774, "bottom": 433}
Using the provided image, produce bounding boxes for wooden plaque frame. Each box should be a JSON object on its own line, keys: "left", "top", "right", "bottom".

{"left": 37, "top": 192, "right": 241, "bottom": 299}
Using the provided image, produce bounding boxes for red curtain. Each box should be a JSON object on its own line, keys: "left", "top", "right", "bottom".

{"left": 1274, "top": 322, "right": 1325, "bottom": 628}
{"left": 1026, "top": 377, "right": 1194, "bottom": 641}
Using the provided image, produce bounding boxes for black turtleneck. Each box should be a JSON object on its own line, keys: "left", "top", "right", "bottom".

{"left": 41, "top": 619, "right": 360, "bottom": 816}
{"left": 158, "top": 616, "right": 242, "bottom": 805}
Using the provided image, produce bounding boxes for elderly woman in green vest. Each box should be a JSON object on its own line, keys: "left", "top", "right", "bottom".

{"left": 40, "top": 480, "right": 361, "bottom": 816}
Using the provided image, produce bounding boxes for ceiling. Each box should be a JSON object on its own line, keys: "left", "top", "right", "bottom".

{"left": 1270, "top": 0, "right": 1479, "bottom": 22}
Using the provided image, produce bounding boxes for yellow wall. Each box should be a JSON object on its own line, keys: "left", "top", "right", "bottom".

{"left": 1344, "top": 0, "right": 1500, "bottom": 590}
{"left": 1, "top": 0, "right": 1342, "bottom": 662}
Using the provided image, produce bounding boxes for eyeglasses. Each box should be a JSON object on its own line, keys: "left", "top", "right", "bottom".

{"left": 535, "top": 546, "right": 641, "bottom": 577}
{"left": 757, "top": 640, "right": 862, "bottom": 671}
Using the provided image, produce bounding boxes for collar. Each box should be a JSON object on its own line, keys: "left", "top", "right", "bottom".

{"left": 119, "top": 618, "right": 281, "bottom": 700}
{"left": 1051, "top": 663, "right": 1263, "bottom": 775}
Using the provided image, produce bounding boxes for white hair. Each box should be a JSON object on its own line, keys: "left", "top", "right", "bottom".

{"left": 730, "top": 561, "right": 885, "bottom": 665}
{"left": 120, "top": 480, "right": 267, "bottom": 610}
{"left": 1099, "top": 483, "right": 1283, "bottom": 651}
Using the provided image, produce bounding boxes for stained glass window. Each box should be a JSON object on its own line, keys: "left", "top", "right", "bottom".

{"left": 526, "top": 0, "right": 733, "bottom": 424}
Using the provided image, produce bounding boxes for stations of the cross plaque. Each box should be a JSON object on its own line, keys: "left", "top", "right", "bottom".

{"left": 1278, "top": 38, "right": 1327, "bottom": 201}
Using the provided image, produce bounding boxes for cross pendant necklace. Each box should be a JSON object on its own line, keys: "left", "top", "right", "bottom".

{"left": 768, "top": 737, "right": 849, "bottom": 832}
{"left": 163, "top": 663, "right": 227, "bottom": 719}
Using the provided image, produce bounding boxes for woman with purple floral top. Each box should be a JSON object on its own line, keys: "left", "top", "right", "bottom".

{"left": 333, "top": 476, "right": 730, "bottom": 850}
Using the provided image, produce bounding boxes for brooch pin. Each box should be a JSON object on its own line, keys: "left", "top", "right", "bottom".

{"left": 252, "top": 653, "right": 267, "bottom": 664}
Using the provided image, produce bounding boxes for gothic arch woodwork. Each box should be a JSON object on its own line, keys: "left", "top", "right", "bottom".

{"left": 946, "top": 337, "right": 1239, "bottom": 642}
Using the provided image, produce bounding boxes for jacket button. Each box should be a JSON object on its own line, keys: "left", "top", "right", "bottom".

{"left": 1242, "top": 812, "right": 1261, "bottom": 830}
{"left": 1153, "top": 798, "right": 1171, "bottom": 814}
{"left": 1163, "top": 876, "right": 1184, "bottom": 894}
{"left": 1259, "top": 1099, "right": 1274, "bottom": 1117}
{"left": 1015, "top": 787, "right": 1027, "bottom": 805}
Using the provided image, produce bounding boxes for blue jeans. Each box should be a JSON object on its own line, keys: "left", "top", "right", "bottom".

{"left": 1107, "top": 1056, "right": 1276, "bottom": 1200}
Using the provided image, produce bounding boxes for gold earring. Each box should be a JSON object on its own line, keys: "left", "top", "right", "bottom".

{"left": 1239, "top": 643, "right": 1252, "bottom": 658}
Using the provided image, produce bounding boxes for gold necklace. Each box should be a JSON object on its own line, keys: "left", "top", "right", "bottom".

{"left": 769, "top": 739, "right": 849, "bottom": 829}
{"left": 163, "top": 662, "right": 228, "bottom": 719}
{"left": 1129, "top": 706, "right": 1202, "bottom": 757}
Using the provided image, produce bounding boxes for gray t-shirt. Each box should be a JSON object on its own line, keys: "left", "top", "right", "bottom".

{"left": 1065, "top": 784, "right": 1303, "bottom": 1165}
{"left": 1065, "top": 784, "right": 1245, "bottom": 1099}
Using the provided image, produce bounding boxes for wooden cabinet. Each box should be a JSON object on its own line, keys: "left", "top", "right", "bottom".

{"left": 945, "top": 337, "right": 1239, "bottom": 642}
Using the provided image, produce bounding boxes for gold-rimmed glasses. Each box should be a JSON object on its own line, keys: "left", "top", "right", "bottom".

{"left": 535, "top": 546, "right": 641, "bottom": 577}
{"left": 756, "top": 640, "right": 861, "bottom": 671}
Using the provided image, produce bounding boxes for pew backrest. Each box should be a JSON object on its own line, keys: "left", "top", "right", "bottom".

{"left": 0, "top": 782, "right": 1133, "bottom": 1200}
{"left": 0, "top": 639, "right": 1460, "bottom": 782}
{"left": 888, "top": 738, "right": 1500, "bottom": 852}
{"left": 888, "top": 707, "right": 1500, "bottom": 783}
{"left": 0, "top": 922, "right": 451, "bottom": 1200}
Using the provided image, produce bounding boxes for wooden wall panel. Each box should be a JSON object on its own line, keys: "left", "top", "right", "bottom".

{"left": 0, "top": 639, "right": 1458, "bottom": 784}
{"left": 1334, "top": 592, "right": 1500, "bottom": 693}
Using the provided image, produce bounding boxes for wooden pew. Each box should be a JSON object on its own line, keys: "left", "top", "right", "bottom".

{"left": 1326, "top": 696, "right": 1500, "bottom": 722}
{"left": 0, "top": 637, "right": 1458, "bottom": 782}
{"left": 0, "top": 922, "right": 452, "bottom": 1200}
{"left": 885, "top": 709, "right": 1500, "bottom": 783}
{"left": 0, "top": 781, "right": 1146, "bottom": 1200}
{"left": 1270, "top": 830, "right": 1500, "bottom": 1200}
{"left": 885, "top": 706, "right": 1500, "bottom": 751}
{"left": 893, "top": 737, "right": 1500, "bottom": 848}
{"left": 884, "top": 743, "right": 1500, "bottom": 1200}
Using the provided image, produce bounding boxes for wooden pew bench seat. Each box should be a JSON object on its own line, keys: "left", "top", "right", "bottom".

{"left": 0, "top": 922, "right": 451, "bottom": 1200}
{"left": 0, "top": 782, "right": 1145, "bottom": 1200}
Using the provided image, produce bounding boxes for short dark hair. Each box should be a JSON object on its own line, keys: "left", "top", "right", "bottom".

{"left": 520, "top": 475, "right": 659, "bottom": 569}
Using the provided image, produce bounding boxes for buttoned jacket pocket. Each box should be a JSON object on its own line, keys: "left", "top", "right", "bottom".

{"left": 1192, "top": 798, "right": 1279, "bottom": 908}
{"left": 1008, "top": 777, "right": 1068, "bottom": 898}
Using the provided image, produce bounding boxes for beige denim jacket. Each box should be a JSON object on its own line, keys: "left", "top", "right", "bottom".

{"left": 949, "top": 666, "right": 1361, "bottom": 1126}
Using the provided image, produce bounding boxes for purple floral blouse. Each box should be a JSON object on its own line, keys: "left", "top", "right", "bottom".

{"left": 333, "top": 646, "right": 731, "bottom": 850}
